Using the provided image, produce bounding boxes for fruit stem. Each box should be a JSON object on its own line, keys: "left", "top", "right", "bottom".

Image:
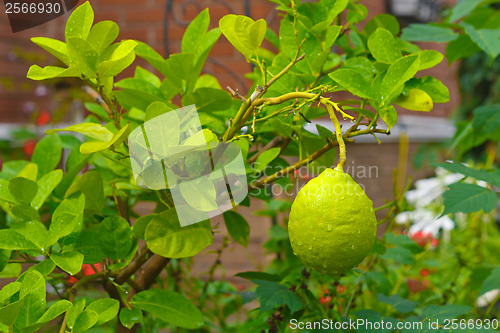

{"left": 325, "top": 103, "right": 346, "bottom": 171}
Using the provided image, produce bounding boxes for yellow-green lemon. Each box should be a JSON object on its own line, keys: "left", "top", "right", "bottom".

{"left": 288, "top": 168, "right": 377, "bottom": 276}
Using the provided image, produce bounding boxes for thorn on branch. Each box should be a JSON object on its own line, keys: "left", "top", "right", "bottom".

{"left": 226, "top": 86, "right": 246, "bottom": 102}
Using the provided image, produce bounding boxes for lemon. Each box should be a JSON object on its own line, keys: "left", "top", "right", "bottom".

{"left": 288, "top": 168, "right": 377, "bottom": 276}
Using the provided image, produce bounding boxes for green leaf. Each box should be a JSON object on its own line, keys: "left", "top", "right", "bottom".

{"left": 254, "top": 280, "right": 302, "bottom": 314}
{"left": 97, "top": 40, "right": 137, "bottom": 77}
{"left": 31, "top": 169, "right": 63, "bottom": 210}
{"left": 37, "top": 300, "right": 72, "bottom": 323}
{"left": 32, "top": 134, "right": 62, "bottom": 177}
{"left": 436, "top": 161, "right": 500, "bottom": 187}
{"left": 479, "top": 267, "right": 500, "bottom": 296}
{"left": 393, "top": 89, "right": 433, "bottom": 111}
{"left": 66, "top": 171, "right": 105, "bottom": 215}
{"left": 405, "top": 76, "right": 450, "bottom": 103}
{"left": 66, "top": 299, "right": 85, "bottom": 330}
{"left": 10, "top": 221, "right": 49, "bottom": 252}
{"left": 144, "top": 101, "right": 173, "bottom": 122}
{"left": 17, "top": 163, "right": 38, "bottom": 181}
{"left": 377, "top": 294, "right": 417, "bottom": 314}
{"left": 99, "top": 216, "right": 134, "bottom": 260}
{"left": 0, "top": 282, "right": 21, "bottom": 306}
{"left": 73, "top": 310, "right": 98, "bottom": 333}
{"left": 26, "top": 65, "right": 81, "bottom": 80}
{"left": 401, "top": 24, "right": 458, "bottom": 42}
{"left": 0, "top": 229, "right": 39, "bottom": 251}
{"left": 46, "top": 123, "right": 113, "bottom": 142}
{"left": 119, "top": 308, "right": 143, "bottom": 329}
{"left": 8, "top": 177, "right": 38, "bottom": 204}
{"left": 50, "top": 193, "right": 85, "bottom": 243}
{"left": 253, "top": 148, "right": 281, "bottom": 172}
{"left": 378, "top": 105, "right": 397, "bottom": 129}
{"left": 417, "top": 49, "right": 443, "bottom": 70}
{"left": 50, "top": 251, "right": 84, "bottom": 275}
{"left": 28, "top": 259, "right": 56, "bottom": 276}
{"left": 0, "top": 264, "right": 21, "bottom": 278}
{"left": 31, "top": 37, "right": 69, "bottom": 65}
{"left": 15, "top": 271, "right": 46, "bottom": 329}
{"left": 219, "top": 15, "right": 267, "bottom": 61}
{"left": 421, "top": 304, "right": 472, "bottom": 321}
{"left": 132, "top": 215, "right": 155, "bottom": 240}
{"left": 380, "top": 54, "right": 420, "bottom": 103}
{"left": 0, "top": 301, "right": 22, "bottom": 327}
{"left": 182, "top": 9, "right": 210, "bottom": 53}
{"left": 329, "top": 68, "right": 375, "bottom": 99}
{"left": 87, "top": 21, "right": 119, "bottom": 54}
{"left": 442, "top": 183, "right": 496, "bottom": 215}
{"left": 145, "top": 209, "right": 213, "bottom": 258}
{"left": 448, "top": 0, "right": 483, "bottom": 23}
{"left": 223, "top": 211, "right": 250, "bottom": 247}
{"left": 80, "top": 123, "right": 130, "bottom": 154}
{"left": 463, "top": 23, "right": 500, "bottom": 61}
{"left": 131, "top": 289, "right": 204, "bottom": 329}
{"left": 182, "top": 88, "right": 232, "bottom": 113}
{"left": 364, "top": 14, "right": 400, "bottom": 36}
{"left": 0, "top": 250, "right": 10, "bottom": 273}
{"left": 367, "top": 28, "right": 401, "bottom": 63}
{"left": 86, "top": 298, "right": 119, "bottom": 326}
{"left": 472, "top": 104, "right": 500, "bottom": 145}
{"left": 73, "top": 230, "right": 106, "bottom": 264}
{"left": 445, "top": 33, "right": 481, "bottom": 63}
{"left": 67, "top": 37, "right": 99, "bottom": 78}
{"left": 179, "top": 178, "right": 218, "bottom": 212}
{"left": 65, "top": 1, "right": 94, "bottom": 41}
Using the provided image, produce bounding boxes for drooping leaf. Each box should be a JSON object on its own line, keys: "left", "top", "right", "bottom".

{"left": 130, "top": 289, "right": 204, "bottom": 329}
{"left": 223, "top": 211, "right": 250, "bottom": 247}
{"left": 119, "top": 308, "right": 143, "bottom": 329}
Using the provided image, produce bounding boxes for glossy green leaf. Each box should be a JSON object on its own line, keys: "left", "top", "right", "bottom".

{"left": 32, "top": 134, "right": 62, "bottom": 177}
{"left": 0, "top": 250, "right": 10, "bottom": 273}
{"left": 367, "top": 28, "right": 401, "bottom": 63}
{"left": 134, "top": 42, "right": 169, "bottom": 77}
{"left": 31, "top": 169, "right": 63, "bottom": 210}
{"left": 15, "top": 271, "right": 46, "bottom": 329}
{"left": 87, "top": 21, "right": 119, "bottom": 54}
{"left": 130, "top": 289, "right": 204, "bottom": 329}
{"left": 0, "top": 301, "right": 22, "bottom": 327}
{"left": 380, "top": 54, "right": 420, "bottom": 103}
{"left": 219, "top": 15, "right": 267, "bottom": 61}
{"left": 49, "top": 193, "right": 85, "bottom": 243}
{"left": 363, "top": 14, "right": 400, "bottom": 36}
{"left": 378, "top": 105, "right": 397, "bottom": 129}
{"left": 65, "top": 1, "right": 94, "bottom": 41}
{"left": 254, "top": 280, "right": 302, "bottom": 314}
{"left": 401, "top": 24, "right": 458, "bottom": 42}
{"left": 0, "top": 179, "right": 15, "bottom": 203}
{"left": 0, "top": 229, "right": 39, "bottom": 251}
{"left": 37, "top": 300, "right": 72, "bottom": 323}
{"left": 99, "top": 216, "right": 134, "bottom": 260}
{"left": 66, "top": 299, "right": 85, "bottom": 330}
{"left": 31, "top": 37, "right": 69, "bottom": 65}
{"left": 253, "top": 148, "right": 281, "bottom": 172}
{"left": 86, "top": 298, "right": 119, "bottom": 326}
{"left": 73, "top": 230, "right": 106, "bottom": 264}
{"left": 179, "top": 178, "right": 218, "bottom": 212}
{"left": 73, "top": 310, "right": 98, "bottom": 333}
{"left": 405, "top": 76, "right": 450, "bottom": 103}
{"left": 26, "top": 65, "right": 81, "bottom": 80}
{"left": 329, "top": 68, "right": 375, "bottom": 99}
{"left": 46, "top": 123, "right": 113, "bottom": 142}
{"left": 66, "top": 171, "right": 105, "bottom": 214}
{"left": 417, "top": 49, "right": 443, "bottom": 70}
{"left": 10, "top": 221, "right": 49, "bottom": 252}
{"left": 463, "top": 23, "right": 500, "bottom": 61}
{"left": 0, "top": 264, "right": 21, "bottom": 278}
{"left": 393, "top": 88, "right": 433, "bottom": 111}
{"left": 223, "top": 211, "right": 250, "bottom": 247}
{"left": 0, "top": 282, "right": 20, "bottom": 306}
{"left": 28, "top": 259, "right": 56, "bottom": 276}
{"left": 132, "top": 214, "right": 156, "bottom": 240}
{"left": 119, "top": 308, "right": 143, "bottom": 329}
{"left": 97, "top": 40, "right": 137, "bottom": 77}
{"left": 12, "top": 203, "right": 40, "bottom": 222}
{"left": 67, "top": 37, "right": 99, "bottom": 78}
{"left": 17, "top": 163, "right": 38, "bottom": 181}
{"left": 145, "top": 209, "right": 213, "bottom": 258}
{"left": 50, "top": 251, "right": 84, "bottom": 275}
{"left": 8, "top": 177, "right": 38, "bottom": 204}
{"left": 442, "top": 183, "right": 496, "bottom": 215}
{"left": 182, "top": 9, "right": 210, "bottom": 53}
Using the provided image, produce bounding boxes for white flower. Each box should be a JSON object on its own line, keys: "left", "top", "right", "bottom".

{"left": 476, "top": 289, "right": 500, "bottom": 307}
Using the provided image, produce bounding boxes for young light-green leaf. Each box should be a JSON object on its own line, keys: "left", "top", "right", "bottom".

{"left": 87, "top": 21, "right": 119, "bottom": 54}
{"left": 253, "top": 147, "right": 281, "bottom": 172}
{"left": 380, "top": 54, "right": 420, "bottom": 103}
{"left": 65, "top": 1, "right": 94, "bottom": 42}
{"left": 130, "top": 289, "right": 204, "bottom": 329}
{"left": 31, "top": 37, "right": 69, "bottom": 65}
{"left": 67, "top": 37, "right": 99, "bottom": 78}
{"left": 219, "top": 15, "right": 267, "bottom": 61}
{"left": 31, "top": 169, "right": 63, "bottom": 210}
{"left": 393, "top": 88, "right": 433, "bottom": 111}
{"left": 32, "top": 134, "right": 62, "bottom": 177}
{"left": 50, "top": 251, "right": 84, "bottom": 276}
{"left": 36, "top": 300, "right": 73, "bottom": 323}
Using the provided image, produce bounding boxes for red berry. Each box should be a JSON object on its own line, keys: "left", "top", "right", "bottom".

{"left": 23, "top": 140, "right": 36, "bottom": 156}
{"left": 336, "top": 285, "right": 345, "bottom": 294}
{"left": 420, "top": 268, "right": 430, "bottom": 277}
{"left": 36, "top": 110, "right": 51, "bottom": 126}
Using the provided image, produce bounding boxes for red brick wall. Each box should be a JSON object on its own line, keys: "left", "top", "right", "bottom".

{"left": 0, "top": 0, "right": 458, "bottom": 124}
